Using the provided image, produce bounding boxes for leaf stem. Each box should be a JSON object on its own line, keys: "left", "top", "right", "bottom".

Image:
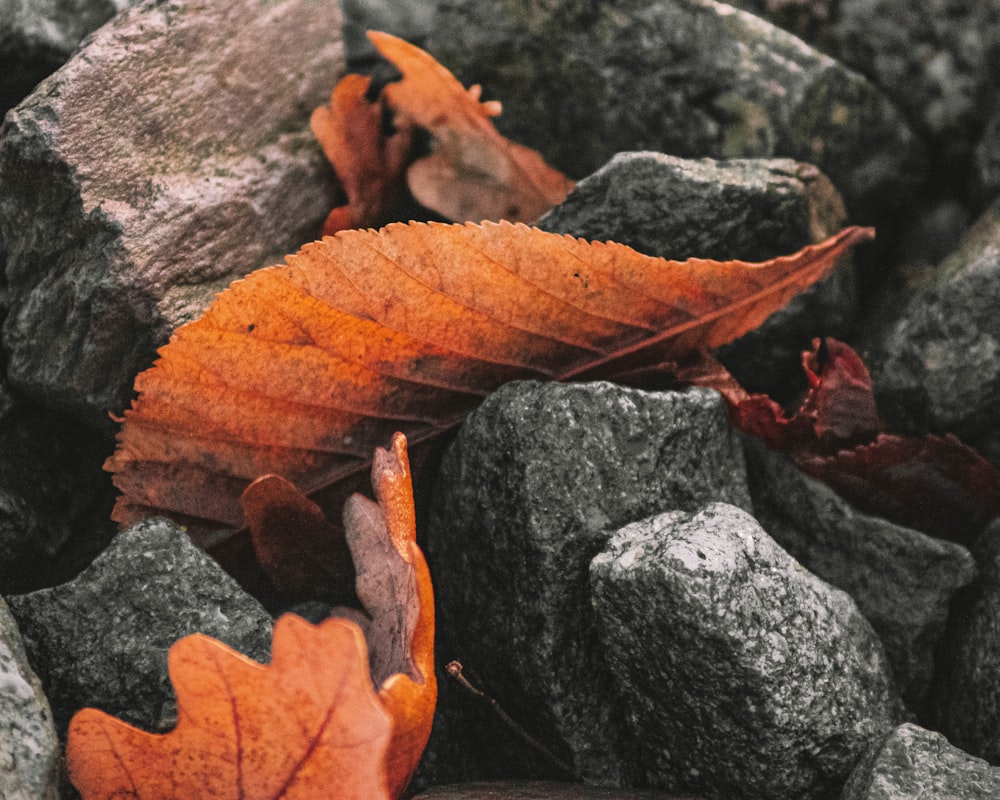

{"left": 445, "top": 660, "right": 579, "bottom": 780}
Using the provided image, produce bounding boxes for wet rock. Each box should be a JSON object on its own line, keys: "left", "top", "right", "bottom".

{"left": 744, "top": 437, "right": 977, "bottom": 712}
{"left": 0, "top": 0, "right": 136, "bottom": 113}
{"left": 413, "top": 782, "right": 697, "bottom": 799}
{"left": 0, "top": 597, "right": 60, "bottom": 800}
{"left": 841, "top": 723, "right": 1000, "bottom": 800}
{"left": 930, "top": 519, "right": 1000, "bottom": 764}
{"left": 0, "top": 0, "right": 344, "bottom": 430}
{"left": 537, "top": 151, "right": 857, "bottom": 399}
{"left": 590, "top": 503, "right": 902, "bottom": 800}
{"left": 867, "top": 199, "right": 1000, "bottom": 462}
{"left": 427, "top": 382, "right": 751, "bottom": 784}
{"left": 5, "top": 517, "right": 272, "bottom": 735}
{"left": 425, "top": 0, "right": 925, "bottom": 221}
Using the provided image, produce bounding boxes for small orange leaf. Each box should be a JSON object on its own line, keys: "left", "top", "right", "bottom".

{"left": 67, "top": 614, "right": 393, "bottom": 800}
{"left": 72, "top": 434, "right": 436, "bottom": 799}
{"left": 242, "top": 473, "right": 357, "bottom": 597}
{"left": 368, "top": 31, "right": 576, "bottom": 223}
{"left": 310, "top": 73, "right": 414, "bottom": 234}
{"left": 106, "top": 221, "right": 873, "bottom": 584}
{"left": 352, "top": 433, "right": 436, "bottom": 798}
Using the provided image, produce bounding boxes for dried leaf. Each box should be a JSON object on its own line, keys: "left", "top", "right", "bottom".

{"left": 310, "top": 73, "right": 413, "bottom": 234}
{"left": 800, "top": 433, "right": 1000, "bottom": 543}
{"left": 368, "top": 31, "right": 576, "bottom": 223}
{"left": 362, "top": 434, "right": 436, "bottom": 798}
{"left": 71, "top": 434, "right": 436, "bottom": 799}
{"left": 106, "top": 221, "right": 873, "bottom": 586}
{"left": 67, "top": 614, "right": 393, "bottom": 800}
{"left": 242, "top": 473, "right": 356, "bottom": 597}
{"left": 716, "top": 337, "right": 1000, "bottom": 542}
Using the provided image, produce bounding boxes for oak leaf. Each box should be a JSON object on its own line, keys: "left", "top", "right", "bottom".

{"left": 709, "top": 337, "right": 1000, "bottom": 542}
{"left": 105, "top": 221, "right": 873, "bottom": 589}
{"left": 67, "top": 614, "right": 394, "bottom": 799}
{"left": 311, "top": 31, "right": 575, "bottom": 227}
{"left": 70, "top": 433, "right": 435, "bottom": 800}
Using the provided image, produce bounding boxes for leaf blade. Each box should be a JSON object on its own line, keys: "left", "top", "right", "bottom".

{"left": 107, "top": 221, "right": 873, "bottom": 558}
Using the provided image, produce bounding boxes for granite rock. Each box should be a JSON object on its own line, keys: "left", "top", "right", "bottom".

{"left": 5, "top": 517, "right": 273, "bottom": 734}
{"left": 0, "top": 0, "right": 344, "bottom": 430}
{"left": 930, "top": 519, "right": 1000, "bottom": 764}
{"left": 537, "top": 151, "right": 857, "bottom": 399}
{"left": 0, "top": 0, "right": 135, "bottom": 113}
{"left": 425, "top": 0, "right": 925, "bottom": 221}
{"left": 744, "top": 437, "right": 977, "bottom": 711}
{"left": 867, "top": 198, "right": 1000, "bottom": 463}
{"left": 427, "top": 382, "right": 751, "bottom": 784}
{"left": 590, "top": 503, "right": 902, "bottom": 800}
{"left": 736, "top": 0, "right": 1000, "bottom": 166}
{"left": 841, "top": 723, "right": 1000, "bottom": 800}
{"left": 0, "top": 597, "right": 59, "bottom": 800}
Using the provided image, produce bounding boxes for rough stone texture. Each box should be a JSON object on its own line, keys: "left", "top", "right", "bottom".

{"left": 0, "top": 597, "right": 59, "bottom": 800}
{"left": 0, "top": 0, "right": 136, "bottom": 113}
{"left": 0, "top": 0, "right": 344, "bottom": 430}
{"left": 425, "top": 0, "right": 925, "bottom": 223}
{"left": 413, "top": 782, "right": 697, "bottom": 799}
{"left": 744, "top": 437, "right": 977, "bottom": 712}
{"left": 427, "top": 382, "right": 752, "bottom": 785}
{"left": 867, "top": 198, "right": 1000, "bottom": 463}
{"left": 930, "top": 519, "right": 1000, "bottom": 764}
{"left": 538, "top": 153, "right": 847, "bottom": 262}
{"left": 841, "top": 723, "right": 1000, "bottom": 800}
{"left": 736, "top": 0, "right": 1000, "bottom": 162}
{"left": 536, "top": 151, "right": 857, "bottom": 399}
{"left": 590, "top": 503, "right": 902, "bottom": 800}
{"left": 5, "top": 517, "right": 273, "bottom": 734}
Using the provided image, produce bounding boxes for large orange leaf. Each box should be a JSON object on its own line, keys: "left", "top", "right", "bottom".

{"left": 106, "top": 221, "right": 873, "bottom": 581}
{"left": 67, "top": 614, "right": 393, "bottom": 800}
{"left": 70, "top": 433, "right": 435, "bottom": 799}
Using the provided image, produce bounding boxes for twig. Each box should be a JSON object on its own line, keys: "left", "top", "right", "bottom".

{"left": 445, "top": 660, "right": 579, "bottom": 780}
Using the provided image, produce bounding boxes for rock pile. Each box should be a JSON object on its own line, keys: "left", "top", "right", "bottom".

{"left": 2, "top": 0, "right": 1000, "bottom": 798}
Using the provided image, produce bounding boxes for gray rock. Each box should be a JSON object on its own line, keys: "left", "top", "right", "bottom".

{"left": 412, "top": 782, "right": 696, "bottom": 799}
{"left": 826, "top": 0, "right": 1000, "bottom": 171}
{"left": 867, "top": 199, "right": 1000, "bottom": 461}
{"left": 841, "top": 723, "right": 1000, "bottom": 800}
{"left": 930, "top": 519, "right": 1000, "bottom": 764}
{"left": 744, "top": 437, "right": 977, "bottom": 711}
{"left": 735, "top": 0, "right": 1000, "bottom": 166}
{"left": 0, "top": 597, "right": 59, "bottom": 800}
{"left": 5, "top": 517, "right": 272, "bottom": 734}
{"left": 0, "top": 0, "right": 344, "bottom": 430}
{"left": 427, "top": 381, "right": 752, "bottom": 784}
{"left": 537, "top": 153, "right": 847, "bottom": 263}
{"left": 0, "top": 0, "right": 135, "bottom": 112}
{"left": 537, "top": 151, "right": 857, "bottom": 399}
{"left": 425, "top": 0, "right": 925, "bottom": 220}
{"left": 590, "top": 503, "right": 902, "bottom": 800}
